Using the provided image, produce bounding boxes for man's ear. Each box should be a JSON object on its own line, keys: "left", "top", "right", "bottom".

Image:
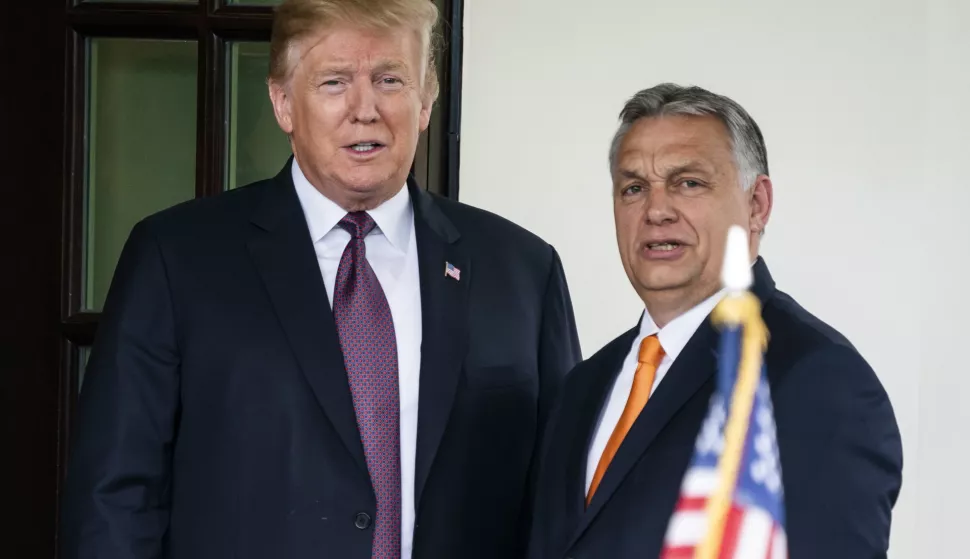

{"left": 418, "top": 99, "right": 432, "bottom": 132}
{"left": 418, "top": 64, "right": 438, "bottom": 133}
{"left": 268, "top": 79, "right": 294, "bottom": 135}
{"left": 748, "top": 174, "right": 773, "bottom": 235}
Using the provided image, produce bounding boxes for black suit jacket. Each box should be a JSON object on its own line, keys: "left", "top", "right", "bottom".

{"left": 61, "top": 160, "right": 582, "bottom": 559}
{"left": 527, "top": 258, "right": 902, "bottom": 559}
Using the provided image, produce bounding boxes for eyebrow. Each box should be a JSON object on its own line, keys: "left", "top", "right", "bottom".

{"left": 309, "top": 66, "right": 354, "bottom": 81}
{"left": 616, "top": 162, "right": 712, "bottom": 182}
{"left": 661, "top": 162, "right": 713, "bottom": 176}
{"left": 308, "top": 60, "right": 408, "bottom": 83}
{"left": 372, "top": 60, "right": 407, "bottom": 75}
{"left": 617, "top": 169, "right": 647, "bottom": 182}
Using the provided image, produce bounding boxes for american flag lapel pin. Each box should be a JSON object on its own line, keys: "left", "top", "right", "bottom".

{"left": 444, "top": 261, "right": 461, "bottom": 281}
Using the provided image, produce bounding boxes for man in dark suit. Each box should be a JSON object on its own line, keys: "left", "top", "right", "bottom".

{"left": 60, "top": 1, "right": 581, "bottom": 558}
{"left": 527, "top": 83, "right": 903, "bottom": 559}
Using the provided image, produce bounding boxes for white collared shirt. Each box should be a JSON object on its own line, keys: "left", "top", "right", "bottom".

{"left": 292, "top": 158, "right": 422, "bottom": 558}
{"left": 584, "top": 288, "right": 727, "bottom": 494}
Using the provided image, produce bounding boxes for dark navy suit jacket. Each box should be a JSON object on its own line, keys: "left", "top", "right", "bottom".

{"left": 527, "top": 258, "right": 902, "bottom": 559}
{"left": 60, "top": 159, "right": 582, "bottom": 559}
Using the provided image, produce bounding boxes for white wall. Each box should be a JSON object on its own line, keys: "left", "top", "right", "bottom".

{"left": 459, "top": 0, "right": 970, "bottom": 556}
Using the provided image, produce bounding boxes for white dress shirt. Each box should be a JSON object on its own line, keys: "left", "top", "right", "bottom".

{"left": 292, "top": 159, "right": 422, "bottom": 558}
{"left": 584, "top": 288, "right": 727, "bottom": 494}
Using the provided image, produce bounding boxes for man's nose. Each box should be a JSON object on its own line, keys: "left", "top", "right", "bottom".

{"left": 645, "top": 187, "right": 677, "bottom": 225}
{"left": 348, "top": 82, "right": 379, "bottom": 124}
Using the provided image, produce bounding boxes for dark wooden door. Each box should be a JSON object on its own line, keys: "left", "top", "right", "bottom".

{"left": 1, "top": 2, "right": 69, "bottom": 557}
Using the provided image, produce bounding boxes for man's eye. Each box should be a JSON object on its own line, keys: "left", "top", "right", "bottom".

{"left": 623, "top": 185, "right": 643, "bottom": 195}
{"left": 323, "top": 80, "right": 341, "bottom": 87}
{"left": 381, "top": 77, "right": 402, "bottom": 85}
{"left": 682, "top": 179, "right": 701, "bottom": 188}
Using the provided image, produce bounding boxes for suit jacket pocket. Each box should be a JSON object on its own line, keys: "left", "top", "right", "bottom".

{"left": 464, "top": 364, "right": 534, "bottom": 391}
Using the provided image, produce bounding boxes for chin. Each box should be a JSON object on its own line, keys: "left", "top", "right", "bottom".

{"left": 636, "top": 269, "right": 694, "bottom": 293}
{"left": 339, "top": 169, "right": 395, "bottom": 192}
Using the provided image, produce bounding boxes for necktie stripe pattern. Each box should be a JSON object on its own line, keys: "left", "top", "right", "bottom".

{"left": 333, "top": 212, "right": 401, "bottom": 559}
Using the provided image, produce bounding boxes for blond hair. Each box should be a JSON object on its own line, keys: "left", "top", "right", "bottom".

{"left": 269, "top": 0, "right": 440, "bottom": 101}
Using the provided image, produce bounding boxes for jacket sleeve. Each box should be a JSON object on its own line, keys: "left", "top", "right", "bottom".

{"left": 776, "top": 344, "right": 903, "bottom": 559}
{"left": 60, "top": 219, "right": 181, "bottom": 559}
{"left": 515, "top": 245, "right": 583, "bottom": 555}
{"left": 536, "top": 246, "right": 582, "bottom": 446}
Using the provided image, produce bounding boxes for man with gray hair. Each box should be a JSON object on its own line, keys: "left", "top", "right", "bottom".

{"left": 526, "top": 83, "right": 902, "bottom": 558}
{"left": 60, "top": 1, "right": 581, "bottom": 558}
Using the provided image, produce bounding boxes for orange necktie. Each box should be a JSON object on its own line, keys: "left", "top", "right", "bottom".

{"left": 586, "top": 334, "right": 665, "bottom": 506}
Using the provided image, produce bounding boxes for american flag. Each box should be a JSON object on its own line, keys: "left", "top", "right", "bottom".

{"left": 660, "top": 319, "right": 787, "bottom": 559}
{"left": 444, "top": 261, "right": 461, "bottom": 281}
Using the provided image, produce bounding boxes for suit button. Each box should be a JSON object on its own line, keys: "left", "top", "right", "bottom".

{"left": 354, "top": 512, "right": 372, "bottom": 529}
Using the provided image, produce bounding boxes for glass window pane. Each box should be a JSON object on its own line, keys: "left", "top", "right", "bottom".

{"left": 226, "top": 41, "right": 291, "bottom": 190}
{"left": 84, "top": 38, "right": 198, "bottom": 311}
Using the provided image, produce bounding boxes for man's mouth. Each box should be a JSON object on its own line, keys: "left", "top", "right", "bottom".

{"left": 646, "top": 241, "right": 682, "bottom": 251}
{"left": 346, "top": 142, "right": 384, "bottom": 153}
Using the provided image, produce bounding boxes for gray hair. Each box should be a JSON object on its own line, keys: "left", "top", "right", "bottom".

{"left": 608, "top": 83, "right": 769, "bottom": 190}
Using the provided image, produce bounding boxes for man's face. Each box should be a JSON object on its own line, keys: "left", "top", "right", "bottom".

{"left": 269, "top": 25, "right": 432, "bottom": 210}
{"left": 612, "top": 115, "right": 771, "bottom": 316}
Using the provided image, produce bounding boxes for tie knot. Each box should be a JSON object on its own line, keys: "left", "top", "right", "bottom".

{"left": 638, "top": 334, "right": 664, "bottom": 367}
{"left": 339, "top": 211, "right": 377, "bottom": 239}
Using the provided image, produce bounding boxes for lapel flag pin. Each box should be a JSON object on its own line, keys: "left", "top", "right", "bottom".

{"left": 444, "top": 261, "right": 461, "bottom": 281}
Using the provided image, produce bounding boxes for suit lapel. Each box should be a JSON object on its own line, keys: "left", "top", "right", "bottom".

{"left": 569, "top": 318, "right": 719, "bottom": 548}
{"left": 409, "top": 180, "right": 471, "bottom": 507}
{"left": 246, "top": 160, "right": 368, "bottom": 474}
{"left": 562, "top": 328, "right": 638, "bottom": 538}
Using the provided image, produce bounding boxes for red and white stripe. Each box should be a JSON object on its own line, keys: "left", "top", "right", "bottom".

{"left": 660, "top": 468, "right": 787, "bottom": 559}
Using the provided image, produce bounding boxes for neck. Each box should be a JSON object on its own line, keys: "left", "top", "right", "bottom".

{"left": 294, "top": 154, "right": 405, "bottom": 212}
{"left": 338, "top": 193, "right": 395, "bottom": 213}
{"left": 314, "top": 180, "right": 404, "bottom": 213}
{"left": 642, "top": 285, "right": 720, "bottom": 329}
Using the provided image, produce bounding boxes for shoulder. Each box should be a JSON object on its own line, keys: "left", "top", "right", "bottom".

{"left": 762, "top": 287, "right": 895, "bottom": 425}
{"left": 138, "top": 178, "right": 274, "bottom": 240}
{"left": 763, "top": 288, "right": 866, "bottom": 370}
{"left": 762, "top": 288, "right": 861, "bottom": 366}
{"left": 428, "top": 193, "right": 558, "bottom": 264}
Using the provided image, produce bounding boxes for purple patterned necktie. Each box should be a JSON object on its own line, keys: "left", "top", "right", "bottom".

{"left": 333, "top": 211, "right": 401, "bottom": 559}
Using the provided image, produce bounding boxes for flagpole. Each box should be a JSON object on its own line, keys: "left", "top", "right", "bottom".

{"left": 694, "top": 227, "right": 769, "bottom": 559}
